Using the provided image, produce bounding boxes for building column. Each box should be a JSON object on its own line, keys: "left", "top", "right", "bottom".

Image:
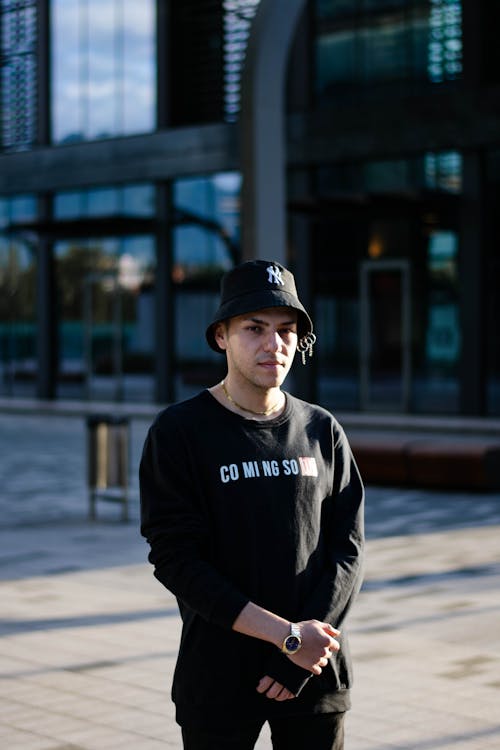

{"left": 155, "top": 182, "right": 175, "bottom": 404}
{"left": 240, "top": 0, "right": 307, "bottom": 262}
{"left": 36, "top": 195, "right": 57, "bottom": 400}
{"left": 156, "top": 0, "right": 170, "bottom": 129}
{"left": 459, "top": 153, "right": 486, "bottom": 415}
{"left": 459, "top": 0, "right": 486, "bottom": 415}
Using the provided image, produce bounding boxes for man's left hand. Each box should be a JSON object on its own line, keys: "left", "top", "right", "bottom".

{"left": 256, "top": 675, "right": 295, "bottom": 701}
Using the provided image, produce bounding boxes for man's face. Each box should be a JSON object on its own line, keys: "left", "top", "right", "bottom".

{"left": 214, "top": 307, "right": 298, "bottom": 390}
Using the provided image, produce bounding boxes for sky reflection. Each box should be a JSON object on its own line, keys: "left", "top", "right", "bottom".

{"left": 51, "top": 0, "right": 156, "bottom": 143}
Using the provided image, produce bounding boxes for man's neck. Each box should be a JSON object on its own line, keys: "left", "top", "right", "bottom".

{"left": 210, "top": 380, "right": 285, "bottom": 420}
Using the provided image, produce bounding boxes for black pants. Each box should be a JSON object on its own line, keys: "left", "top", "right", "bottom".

{"left": 181, "top": 712, "right": 345, "bottom": 750}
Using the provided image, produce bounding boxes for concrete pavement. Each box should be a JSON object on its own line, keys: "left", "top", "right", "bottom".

{"left": 1, "top": 412, "right": 500, "bottom": 749}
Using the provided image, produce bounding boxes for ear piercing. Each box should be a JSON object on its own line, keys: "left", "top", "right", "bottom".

{"left": 297, "top": 333, "right": 317, "bottom": 365}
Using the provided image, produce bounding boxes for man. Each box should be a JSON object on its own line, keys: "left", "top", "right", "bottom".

{"left": 140, "top": 260, "right": 364, "bottom": 750}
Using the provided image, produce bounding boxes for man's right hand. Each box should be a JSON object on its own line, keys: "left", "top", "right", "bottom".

{"left": 232, "top": 602, "right": 340, "bottom": 675}
{"left": 287, "top": 620, "right": 340, "bottom": 675}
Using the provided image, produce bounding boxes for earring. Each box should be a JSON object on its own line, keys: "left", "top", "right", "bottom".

{"left": 297, "top": 333, "right": 317, "bottom": 365}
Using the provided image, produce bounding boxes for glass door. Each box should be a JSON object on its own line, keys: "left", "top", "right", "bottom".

{"left": 360, "top": 259, "right": 411, "bottom": 411}
{"left": 55, "top": 235, "right": 156, "bottom": 403}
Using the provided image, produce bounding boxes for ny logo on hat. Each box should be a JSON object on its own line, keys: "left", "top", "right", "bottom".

{"left": 266, "top": 265, "right": 285, "bottom": 286}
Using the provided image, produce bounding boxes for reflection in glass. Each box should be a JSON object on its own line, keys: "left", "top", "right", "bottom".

{"left": 427, "top": 0, "right": 462, "bottom": 83}
{"left": 317, "top": 0, "right": 357, "bottom": 21}
{"left": 413, "top": 228, "right": 460, "bottom": 412}
{"left": 54, "top": 184, "right": 155, "bottom": 219}
{"left": 315, "top": 0, "right": 463, "bottom": 105}
{"left": 360, "top": 261, "right": 411, "bottom": 412}
{"left": 173, "top": 172, "right": 241, "bottom": 279}
{"left": 425, "top": 151, "right": 462, "bottom": 193}
{"left": 51, "top": 0, "right": 156, "bottom": 143}
{"left": 313, "top": 150, "right": 462, "bottom": 413}
{"left": 55, "top": 235, "right": 155, "bottom": 402}
{"left": 172, "top": 172, "right": 242, "bottom": 401}
{"left": 318, "top": 152, "right": 462, "bottom": 197}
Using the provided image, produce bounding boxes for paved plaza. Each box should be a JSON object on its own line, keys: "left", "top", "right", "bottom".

{"left": 1, "top": 412, "right": 500, "bottom": 749}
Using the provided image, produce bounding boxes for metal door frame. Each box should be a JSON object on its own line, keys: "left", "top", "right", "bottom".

{"left": 360, "top": 259, "right": 411, "bottom": 412}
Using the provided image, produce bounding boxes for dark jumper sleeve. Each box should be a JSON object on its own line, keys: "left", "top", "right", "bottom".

{"left": 140, "top": 417, "right": 249, "bottom": 630}
{"left": 263, "top": 427, "right": 365, "bottom": 695}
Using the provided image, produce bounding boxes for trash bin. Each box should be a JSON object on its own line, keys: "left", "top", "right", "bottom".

{"left": 86, "top": 414, "right": 130, "bottom": 521}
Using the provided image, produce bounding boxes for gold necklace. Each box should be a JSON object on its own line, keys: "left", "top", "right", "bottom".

{"left": 221, "top": 380, "right": 283, "bottom": 417}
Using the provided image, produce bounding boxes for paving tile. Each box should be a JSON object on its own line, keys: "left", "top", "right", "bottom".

{"left": 1, "top": 412, "right": 500, "bottom": 749}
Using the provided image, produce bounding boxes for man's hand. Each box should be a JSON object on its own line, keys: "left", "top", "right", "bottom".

{"left": 255, "top": 621, "right": 340, "bottom": 700}
{"left": 256, "top": 675, "right": 295, "bottom": 701}
{"left": 288, "top": 620, "right": 340, "bottom": 675}
{"left": 232, "top": 603, "right": 340, "bottom": 695}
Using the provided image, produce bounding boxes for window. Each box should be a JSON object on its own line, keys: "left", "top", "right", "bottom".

{"left": 51, "top": 0, "right": 156, "bottom": 143}
{"left": 315, "top": 0, "right": 463, "bottom": 106}
{"left": 313, "top": 152, "right": 462, "bottom": 413}
{"left": 53, "top": 184, "right": 156, "bottom": 402}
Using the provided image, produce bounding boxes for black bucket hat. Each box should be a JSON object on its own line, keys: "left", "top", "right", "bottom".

{"left": 206, "top": 260, "right": 313, "bottom": 353}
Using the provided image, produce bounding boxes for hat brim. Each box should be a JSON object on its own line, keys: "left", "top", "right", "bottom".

{"left": 206, "top": 289, "right": 313, "bottom": 353}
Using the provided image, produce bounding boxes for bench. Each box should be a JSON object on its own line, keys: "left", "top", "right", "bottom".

{"left": 349, "top": 436, "right": 500, "bottom": 491}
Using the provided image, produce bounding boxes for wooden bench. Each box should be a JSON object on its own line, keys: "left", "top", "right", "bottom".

{"left": 407, "top": 441, "right": 500, "bottom": 491}
{"left": 349, "top": 436, "right": 500, "bottom": 491}
{"left": 348, "top": 436, "right": 412, "bottom": 486}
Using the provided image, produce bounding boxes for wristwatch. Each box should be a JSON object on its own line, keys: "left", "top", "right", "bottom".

{"left": 281, "top": 623, "right": 302, "bottom": 654}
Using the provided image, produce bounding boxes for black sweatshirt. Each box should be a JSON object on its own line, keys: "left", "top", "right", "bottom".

{"left": 140, "top": 390, "right": 364, "bottom": 728}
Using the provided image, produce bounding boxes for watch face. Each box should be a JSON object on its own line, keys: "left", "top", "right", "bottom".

{"left": 284, "top": 635, "right": 301, "bottom": 653}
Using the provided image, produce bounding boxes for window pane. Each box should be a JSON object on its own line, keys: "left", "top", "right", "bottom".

{"left": 9, "top": 194, "right": 37, "bottom": 223}
{"left": 122, "top": 2, "right": 156, "bottom": 134}
{"left": 54, "top": 184, "right": 155, "bottom": 219}
{"left": 316, "top": 30, "right": 357, "bottom": 102}
{"left": 86, "top": 187, "right": 120, "bottom": 217}
{"left": 51, "top": 0, "right": 156, "bottom": 144}
{"left": 173, "top": 172, "right": 241, "bottom": 276}
{"left": 54, "top": 191, "right": 85, "bottom": 219}
{"left": 87, "top": 0, "right": 117, "bottom": 139}
{"left": 51, "top": 0, "right": 83, "bottom": 143}
{"left": 360, "top": 15, "right": 411, "bottom": 84}
{"left": 55, "top": 235, "right": 155, "bottom": 402}
{"left": 122, "top": 184, "right": 155, "bottom": 217}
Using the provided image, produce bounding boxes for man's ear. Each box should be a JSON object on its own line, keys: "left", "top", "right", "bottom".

{"left": 214, "top": 322, "right": 228, "bottom": 351}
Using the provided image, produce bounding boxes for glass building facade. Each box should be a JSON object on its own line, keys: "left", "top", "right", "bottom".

{"left": 0, "top": 0, "right": 498, "bottom": 416}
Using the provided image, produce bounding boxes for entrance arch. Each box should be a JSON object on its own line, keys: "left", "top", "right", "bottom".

{"left": 240, "top": 0, "right": 307, "bottom": 262}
